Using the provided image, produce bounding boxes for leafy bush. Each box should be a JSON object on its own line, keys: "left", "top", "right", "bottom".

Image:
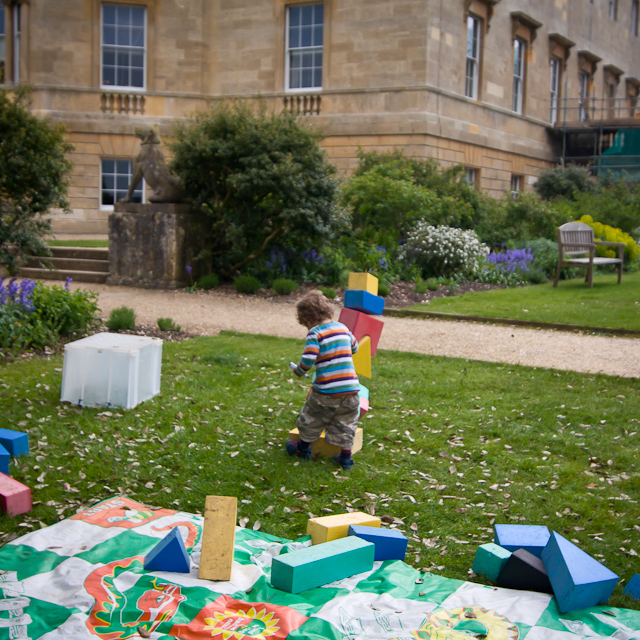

{"left": 234, "top": 275, "right": 261, "bottom": 294}
{"left": 318, "top": 286, "right": 336, "bottom": 299}
{"left": 579, "top": 215, "right": 640, "bottom": 264}
{"left": 196, "top": 273, "right": 219, "bottom": 290}
{"left": 400, "top": 224, "right": 489, "bottom": 279}
{"left": 272, "top": 278, "right": 298, "bottom": 295}
{"left": 107, "top": 306, "right": 136, "bottom": 332}
{"left": 0, "top": 279, "right": 98, "bottom": 354}
{"left": 535, "top": 165, "right": 596, "bottom": 201}
{"left": 157, "top": 317, "right": 181, "bottom": 332}
{"left": 378, "top": 282, "right": 390, "bottom": 297}
{"left": 0, "top": 86, "right": 74, "bottom": 274}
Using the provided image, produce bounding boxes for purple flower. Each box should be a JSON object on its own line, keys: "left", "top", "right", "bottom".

{"left": 7, "top": 279, "right": 19, "bottom": 303}
{"left": 0, "top": 279, "right": 6, "bottom": 306}
{"left": 19, "top": 279, "right": 37, "bottom": 310}
{"left": 65, "top": 277, "right": 73, "bottom": 291}
{"left": 186, "top": 265, "right": 192, "bottom": 276}
{"left": 486, "top": 248, "right": 534, "bottom": 274}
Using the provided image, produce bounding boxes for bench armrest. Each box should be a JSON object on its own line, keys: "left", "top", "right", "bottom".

{"left": 594, "top": 240, "right": 626, "bottom": 248}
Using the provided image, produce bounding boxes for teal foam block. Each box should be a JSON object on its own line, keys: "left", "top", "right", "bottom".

{"left": 358, "top": 384, "right": 370, "bottom": 401}
{"left": 624, "top": 574, "right": 640, "bottom": 599}
{"left": 0, "top": 428, "right": 29, "bottom": 457}
{"left": 343, "top": 290, "right": 385, "bottom": 316}
{"left": 472, "top": 542, "right": 512, "bottom": 582}
{"left": 144, "top": 527, "right": 190, "bottom": 573}
{"left": 541, "top": 531, "right": 619, "bottom": 613}
{"left": 494, "top": 524, "right": 550, "bottom": 558}
{"left": 348, "top": 524, "right": 408, "bottom": 561}
{"left": 271, "top": 536, "right": 375, "bottom": 594}
{"left": 0, "top": 444, "right": 9, "bottom": 476}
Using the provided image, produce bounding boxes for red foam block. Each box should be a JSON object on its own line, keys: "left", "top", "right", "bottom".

{"left": 339, "top": 308, "right": 384, "bottom": 356}
{"left": 359, "top": 396, "right": 370, "bottom": 420}
{"left": 0, "top": 472, "right": 32, "bottom": 516}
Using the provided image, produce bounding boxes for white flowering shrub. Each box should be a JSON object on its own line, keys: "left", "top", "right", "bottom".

{"left": 400, "top": 223, "right": 489, "bottom": 278}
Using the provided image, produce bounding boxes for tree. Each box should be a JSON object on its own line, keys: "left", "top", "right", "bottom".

{"left": 534, "top": 165, "right": 596, "bottom": 201}
{"left": 169, "top": 101, "right": 346, "bottom": 277}
{"left": 0, "top": 85, "right": 74, "bottom": 273}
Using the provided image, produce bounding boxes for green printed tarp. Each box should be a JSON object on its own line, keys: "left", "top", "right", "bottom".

{"left": 1, "top": 496, "right": 639, "bottom": 639}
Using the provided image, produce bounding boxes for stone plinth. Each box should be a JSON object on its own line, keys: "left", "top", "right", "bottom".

{"left": 108, "top": 203, "right": 207, "bottom": 289}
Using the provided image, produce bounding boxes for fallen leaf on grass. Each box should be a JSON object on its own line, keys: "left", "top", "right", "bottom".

{"left": 252, "top": 520, "right": 261, "bottom": 531}
{"left": 138, "top": 626, "right": 151, "bottom": 638}
{"left": 239, "top": 517, "right": 249, "bottom": 528}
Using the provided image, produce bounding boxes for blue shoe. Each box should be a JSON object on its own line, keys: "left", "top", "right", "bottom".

{"left": 333, "top": 453, "right": 354, "bottom": 471}
{"left": 286, "top": 439, "right": 311, "bottom": 460}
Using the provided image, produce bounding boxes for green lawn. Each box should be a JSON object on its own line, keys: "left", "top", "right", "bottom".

{"left": 1, "top": 332, "right": 639, "bottom": 608}
{"left": 407, "top": 272, "right": 640, "bottom": 331}
{"left": 47, "top": 239, "right": 108, "bottom": 248}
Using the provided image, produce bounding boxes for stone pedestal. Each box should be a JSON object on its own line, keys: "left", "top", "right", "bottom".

{"left": 108, "top": 203, "right": 207, "bottom": 289}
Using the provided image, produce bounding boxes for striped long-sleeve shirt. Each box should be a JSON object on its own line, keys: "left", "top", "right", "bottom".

{"left": 296, "top": 322, "right": 360, "bottom": 394}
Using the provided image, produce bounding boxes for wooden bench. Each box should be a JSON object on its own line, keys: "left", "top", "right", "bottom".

{"left": 553, "top": 222, "right": 625, "bottom": 289}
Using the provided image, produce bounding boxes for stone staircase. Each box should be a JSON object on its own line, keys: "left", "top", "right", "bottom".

{"left": 19, "top": 246, "right": 109, "bottom": 284}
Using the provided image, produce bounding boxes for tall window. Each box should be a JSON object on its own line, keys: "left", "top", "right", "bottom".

{"left": 101, "top": 159, "right": 143, "bottom": 207}
{"left": 549, "top": 57, "right": 561, "bottom": 124}
{"left": 512, "top": 38, "right": 525, "bottom": 114}
{"left": 579, "top": 71, "right": 590, "bottom": 121}
{"left": 101, "top": 4, "right": 146, "bottom": 89}
{"left": 0, "top": 8, "right": 5, "bottom": 83}
{"left": 510, "top": 174, "right": 522, "bottom": 197}
{"left": 632, "top": 0, "right": 639, "bottom": 36}
{"left": 465, "top": 15, "right": 481, "bottom": 99}
{"left": 609, "top": 0, "right": 617, "bottom": 19}
{"left": 12, "top": 4, "right": 19, "bottom": 83}
{"left": 606, "top": 79, "right": 617, "bottom": 118}
{"left": 286, "top": 3, "right": 323, "bottom": 91}
{"left": 465, "top": 167, "right": 478, "bottom": 186}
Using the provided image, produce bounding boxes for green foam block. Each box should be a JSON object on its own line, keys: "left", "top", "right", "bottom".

{"left": 271, "top": 536, "right": 375, "bottom": 594}
{"left": 472, "top": 542, "right": 512, "bottom": 582}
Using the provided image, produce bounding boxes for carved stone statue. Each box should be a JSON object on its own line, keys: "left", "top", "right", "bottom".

{"left": 119, "top": 125, "right": 186, "bottom": 204}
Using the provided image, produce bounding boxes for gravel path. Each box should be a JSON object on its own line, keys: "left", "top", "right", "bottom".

{"left": 69, "top": 281, "right": 640, "bottom": 379}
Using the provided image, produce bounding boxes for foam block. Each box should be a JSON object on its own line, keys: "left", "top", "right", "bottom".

{"left": 472, "top": 543, "right": 512, "bottom": 582}
{"left": 0, "top": 472, "right": 31, "bottom": 516}
{"left": 0, "top": 444, "right": 9, "bottom": 476}
{"left": 0, "top": 428, "right": 29, "bottom": 457}
{"left": 359, "top": 384, "right": 370, "bottom": 401}
{"left": 144, "top": 527, "right": 190, "bottom": 573}
{"left": 198, "top": 496, "right": 237, "bottom": 581}
{"left": 623, "top": 574, "right": 640, "bottom": 599}
{"left": 344, "top": 290, "right": 385, "bottom": 316}
{"left": 307, "top": 512, "right": 381, "bottom": 545}
{"left": 339, "top": 308, "right": 384, "bottom": 355}
{"left": 359, "top": 396, "right": 370, "bottom": 419}
{"left": 494, "top": 524, "right": 551, "bottom": 558}
{"left": 348, "top": 524, "right": 408, "bottom": 561}
{"left": 353, "top": 336, "right": 371, "bottom": 379}
{"left": 271, "top": 535, "right": 375, "bottom": 593}
{"left": 541, "top": 531, "right": 619, "bottom": 613}
{"left": 288, "top": 427, "right": 363, "bottom": 457}
{"left": 496, "top": 548, "right": 553, "bottom": 594}
{"left": 348, "top": 272, "right": 378, "bottom": 296}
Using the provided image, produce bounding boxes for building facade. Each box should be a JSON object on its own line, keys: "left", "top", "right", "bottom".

{"left": 1, "top": 0, "right": 639, "bottom": 235}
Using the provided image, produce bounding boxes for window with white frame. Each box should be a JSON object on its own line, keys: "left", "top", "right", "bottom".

{"left": 609, "top": 0, "right": 617, "bottom": 19}
{"left": 579, "top": 71, "right": 590, "bottom": 121}
{"left": 0, "top": 8, "right": 5, "bottom": 83}
{"left": 465, "top": 167, "right": 478, "bottom": 186}
{"left": 632, "top": 0, "right": 639, "bottom": 36}
{"left": 101, "top": 159, "right": 143, "bottom": 207}
{"left": 12, "top": 4, "right": 19, "bottom": 83}
{"left": 512, "top": 38, "right": 525, "bottom": 114}
{"left": 549, "top": 57, "right": 560, "bottom": 124}
{"left": 101, "top": 4, "right": 146, "bottom": 89}
{"left": 286, "top": 3, "right": 323, "bottom": 91}
{"left": 510, "top": 175, "right": 522, "bottom": 197}
{"left": 465, "top": 15, "right": 481, "bottom": 99}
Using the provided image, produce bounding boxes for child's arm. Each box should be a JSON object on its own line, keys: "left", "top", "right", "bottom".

{"left": 295, "top": 332, "right": 319, "bottom": 377}
{"left": 350, "top": 331, "right": 359, "bottom": 355}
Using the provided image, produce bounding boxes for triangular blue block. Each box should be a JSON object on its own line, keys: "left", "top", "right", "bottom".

{"left": 541, "top": 531, "right": 619, "bottom": 613}
{"left": 144, "top": 527, "right": 190, "bottom": 573}
{"left": 0, "top": 444, "right": 9, "bottom": 476}
{"left": 624, "top": 573, "right": 640, "bottom": 599}
{"left": 0, "top": 428, "right": 29, "bottom": 457}
{"left": 494, "top": 524, "right": 550, "bottom": 558}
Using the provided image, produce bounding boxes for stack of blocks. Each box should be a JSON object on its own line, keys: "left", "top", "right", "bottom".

{"left": 471, "top": 523, "right": 620, "bottom": 613}
{"left": 288, "top": 272, "right": 384, "bottom": 457}
{"left": 0, "top": 428, "right": 31, "bottom": 516}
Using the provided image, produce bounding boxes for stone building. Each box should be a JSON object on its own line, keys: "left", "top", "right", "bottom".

{"left": 1, "top": 0, "right": 639, "bottom": 235}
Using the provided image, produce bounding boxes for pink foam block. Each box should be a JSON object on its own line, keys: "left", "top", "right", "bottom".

{"left": 0, "top": 472, "right": 32, "bottom": 516}
{"left": 359, "top": 396, "right": 370, "bottom": 419}
{"left": 339, "top": 308, "right": 384, "bottom": 355}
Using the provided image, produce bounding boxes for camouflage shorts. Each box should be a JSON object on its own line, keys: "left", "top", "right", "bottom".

{"left": 297, "top": 390, "right": 359, "bottom": 449}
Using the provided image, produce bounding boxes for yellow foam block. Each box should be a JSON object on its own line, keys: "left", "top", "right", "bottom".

{"left": 198, "top": 495, "right": 237, "bottom": 581}
{"left": 288, "top": 427, "right": 363, "bottom": 457}
{"left": 353, "top": 335, "right": 371, "bottom": 379}
{"left": 348, "top": 272, "right": 378, "bottom": 296}
{"left": 307, "top": 512, "right": 381, "bottom": 545}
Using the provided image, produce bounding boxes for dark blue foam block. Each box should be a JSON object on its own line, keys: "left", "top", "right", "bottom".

{"left": 144, "top": 527, "right": 190, "bottom": 573}
{"left": 494, "top": 524, "right": 550, "bottom": 558}
{"left": 496, "top": 548, "right": 553, "bottom": 594}
{"left": 623, "top": 574, "right": 640, "bottom": 599}
{"left": 344, "top": 290, "right": 385, "bottom": 316}
{"left": 541, "top": 531, "right": 619, "bottom": 613}
{"left": 0, "top": 428, "right": 29, "bottom": 457}
{"left": 348, "top": 524, "right": 408, "bottom": 561}
{"left": 0, "top": 444, "right": 9, "bottom": 476}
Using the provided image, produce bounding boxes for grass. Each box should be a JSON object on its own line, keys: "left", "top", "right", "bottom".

{"left": 407, "top": 271, "right": 640, "bottom": 331}
{"left": 47, "top": 240, "right": 108, "bottom": 248}
{"left": 1, "top": 332, "right": 639, "bottom": 609}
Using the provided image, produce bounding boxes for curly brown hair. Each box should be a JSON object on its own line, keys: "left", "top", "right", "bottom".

{"left": 296, "top": 290, "right": 334, "bottom": 327}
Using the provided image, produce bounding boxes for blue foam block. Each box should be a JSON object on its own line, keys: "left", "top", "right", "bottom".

{"left": 494, "top": 524, "right": 550, "bottom": 558}
{"left": 541, "top": 531, "right": 619, "bottom": 613}
{"left": 0, "top": 429, "right": 29, "bottom": 457}
{"left": 0, "top": 444, "right": 9, "bottom": 476}
{"left": 472, "top": 543, "right": 512, "bottom": 582}
{"left": 348, "top": 524, "right": 408, "bottom": 561}
{"left": 344, "top": 290, "right": 385, "bottom": 316}
{"left": 358, "top": 384, "right": 369, "bottom": 401}
{"left": 144, "top": 527, "right": 190, "bottom": 573}
{"left": 624, "top": 574, "right": 640, "bottom": 599}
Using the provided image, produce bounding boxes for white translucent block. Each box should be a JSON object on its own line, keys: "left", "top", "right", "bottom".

{"left": 60, "top": 332, "right": 162, "bottom": 409}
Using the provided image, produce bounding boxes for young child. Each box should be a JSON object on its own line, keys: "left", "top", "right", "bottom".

{"left": 286, "top": 290, "right": 361, "bottom": 470}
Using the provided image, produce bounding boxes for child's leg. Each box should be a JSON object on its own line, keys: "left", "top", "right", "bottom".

{"left": 324, "top": 393, "right": 359, "bottom": 469}
{"left": 287, "top": 391, "right": 326, "bottom": 458}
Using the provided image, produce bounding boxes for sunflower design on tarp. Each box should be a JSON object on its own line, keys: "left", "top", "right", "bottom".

{"left": 170, "top": 595, "right": 308, "bottom": 640}
{"left": 412, "top": 606, "right": 519, "bottom": 640}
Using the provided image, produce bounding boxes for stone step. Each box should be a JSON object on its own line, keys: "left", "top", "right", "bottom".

{"left": 48, "top": 246, "right": 109, "bottom": 260}
{"left": 18, "top": 268, "right": 109, "bottom": 284}
{"left": 23, "top": 256, "right": 109, "bottom": 273}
